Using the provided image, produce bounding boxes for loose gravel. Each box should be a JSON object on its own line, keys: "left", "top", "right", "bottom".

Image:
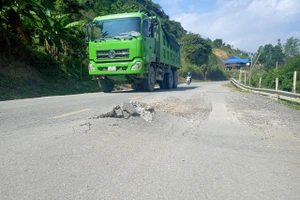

{"left": 226, "top": 91, "right": 300, "bottom": 139}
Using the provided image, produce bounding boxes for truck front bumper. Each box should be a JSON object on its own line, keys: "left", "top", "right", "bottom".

{"left": 88, "top": 58, "right": 146, "bottom": 76}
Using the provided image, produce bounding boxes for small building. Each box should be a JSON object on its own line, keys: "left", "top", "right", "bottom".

{"left": 223, "top": 56, "right": 251, "bottom": 70}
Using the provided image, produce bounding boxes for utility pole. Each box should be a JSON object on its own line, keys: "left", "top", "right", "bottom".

{"left": 249, "top": 51, "right": 262, "bottom": 86}
{"left": 276, "top": 61, "right": 278, "bottom": 69}
{"left": 248, "top": 56, "right": 252, "bottom": 85}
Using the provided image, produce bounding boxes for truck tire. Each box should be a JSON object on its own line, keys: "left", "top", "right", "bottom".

{"left": 159, "top": 74, "right": 167, "bottom": 89}
{"left": 99, "top": 79, "right": 114, "bottom": 93}
{"left": 165, "top": 70, "right": 173, "bottom": 89}
{"left": 143, "top": 66, "right": 156, "bottom": 92}
{"left": 173, "top": 70, "right": 178, "bottom": 88}
{"left": 134, "top": 83, "right": 144, "bottom": 91}
{"left": 158, "top": 81, "right": 164, "bottom": 89}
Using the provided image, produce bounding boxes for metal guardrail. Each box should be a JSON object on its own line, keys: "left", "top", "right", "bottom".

{"left": 230, "top": 78, "right": 300, "bottom": 104}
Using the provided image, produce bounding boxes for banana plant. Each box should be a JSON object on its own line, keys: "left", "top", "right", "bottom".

{"left": 0, "top": 0, "right": 54, "bottom": 43}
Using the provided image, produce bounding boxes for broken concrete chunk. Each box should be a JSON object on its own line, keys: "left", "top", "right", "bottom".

{"left": 145, "top": 105, "right": 155, "bottom": 112}
{"left": 100, "top": 110, "right": 115, "bottom": 118}
{"left": 114, "top": 108, "right": 123, "bottom": 118}
{"left": 123, "top": 111, "right": 131, "bottom": 119}
{"left": 122, "top": 102, "right": 138, "bottom": 115}
{"left": 97, "top": 101, "right": 155, "bottom": 122}
{"left": 141, "top": 110, "right": 153, "bottom": 122}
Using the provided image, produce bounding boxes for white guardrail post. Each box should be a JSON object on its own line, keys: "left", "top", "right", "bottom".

{"left": 275, "top": 78, "right": 279, "bottom": 90}
{"left": 293, "top": 71, "right": 297, "bottom": 93}
{"left": 230, "top": 78, "right": 300, "bottom": 104}
{"left": 259, "top": 77, "right": 262, "bottom": 88}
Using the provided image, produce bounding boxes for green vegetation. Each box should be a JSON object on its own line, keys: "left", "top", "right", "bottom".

{"left": 0, "top": 74, "right": 99, "bottom": 101}
{"left": 1, "top": 0, "right": 298, "bottom": 100}
{"left": 180, "top": 33, "right": 212, "bottom": 66}
{"left": 222, "top": 83, "right": 250, "bottom": 93}
{"left": 222, "top": 83, "right": 239, "bottom": 91}
{"left": 179, "top": 36, "right": 235, "bottom": 81}
{"left": 279, "top": 100, "right": 300, "bottom": 110}
{"left": 247, "top": 38, "right": 300, "bottom": 93}
{"left": 256, "top": 39, "right": 285, "bottom": 70}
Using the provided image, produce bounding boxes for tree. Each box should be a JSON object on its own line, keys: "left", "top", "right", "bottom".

{"left": 55, "top": 0, "right": 85, "bottom": 20}
{"left": 213, "top": 39, "right": 223, "bottom": 48}
{"left": 0, "top": 0, "right": 55, "bottom": 44}
{"left": 273, "top": 43, "right": 285, "bottom": 66}
{"left": 257, "top": 40, "right": 285, "bottom": 69}
{"left": 284, "top": 37, "right": 300, "bottom": 59}
{"left": 180, "top": 32, "right": 212, "bottom": 66}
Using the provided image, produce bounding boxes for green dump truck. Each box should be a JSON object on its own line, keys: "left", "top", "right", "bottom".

{"left": 85, "top": 12, "right": 181, "bottom": 92}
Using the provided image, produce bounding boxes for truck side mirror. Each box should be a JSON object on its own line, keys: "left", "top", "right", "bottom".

{"left": 146, "top": 20, "right": 153, "bottom": 37}
{"left": 83, "top": 24, "right": 89, "bottom": 42}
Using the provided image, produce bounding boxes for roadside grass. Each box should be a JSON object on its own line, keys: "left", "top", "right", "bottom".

{"left": 222, "top": 83, "right": 247, "bottom": 92}
{"left": 279, "top": 100, "right": 300, "bottom": 110}
{"left": 0, "top": 75, "right": 99, "bottom": 101}
{"left": 178, "top": 76, "right": 186, "bottom": 84}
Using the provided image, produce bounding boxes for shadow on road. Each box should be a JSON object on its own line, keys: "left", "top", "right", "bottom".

{"left": 112, "top": 85, "right": 199, "bottom": 94}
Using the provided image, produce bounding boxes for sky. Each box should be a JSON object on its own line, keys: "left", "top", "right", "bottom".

{"left": 152, "top": 0, "right": 300, "bottom": 53}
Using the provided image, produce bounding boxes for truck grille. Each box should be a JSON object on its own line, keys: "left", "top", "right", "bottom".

{"left": 96, "top": 49, "right": 130, "bottom": 60}
{"left": 98, "top": 66, "right": 128, "bottom": 71}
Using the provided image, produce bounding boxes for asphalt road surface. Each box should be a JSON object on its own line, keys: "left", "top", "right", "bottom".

{"left": 1, "top": 81, "right": 300, "bottom": 200}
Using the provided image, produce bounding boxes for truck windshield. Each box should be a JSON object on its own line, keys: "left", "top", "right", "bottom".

{"left": 91, "top": 17, "right": 141, "bottom": 41}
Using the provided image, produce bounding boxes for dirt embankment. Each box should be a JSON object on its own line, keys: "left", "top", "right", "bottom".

{"left": 213, "top": 48, "right": 230, "bottom": 62}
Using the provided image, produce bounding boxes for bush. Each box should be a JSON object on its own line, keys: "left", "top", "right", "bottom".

{"left": 250, "top": 55, "right": 300, "bottom": 93}
{"left": 206, "top": 66, "right": 228, "bottom": 81}
{"left": 178, "top": 64, "right": 204, "bottom": 80}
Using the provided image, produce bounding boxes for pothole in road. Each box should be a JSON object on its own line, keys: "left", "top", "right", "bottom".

{"left": 92, "top": 93, "right": 212, "bottom": 124}
{"left": 151, "top": 93, "right": 212, "bottom": 122}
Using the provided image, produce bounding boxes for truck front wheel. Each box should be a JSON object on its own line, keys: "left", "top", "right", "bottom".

{"left": 143, "top": 66, "right": 156, "bottom": 92}
{"left": 98, "top": 78, "right": 114, "bottom": 93}
{"left": 134, "top": 83, "right": 144, "bottom": 91}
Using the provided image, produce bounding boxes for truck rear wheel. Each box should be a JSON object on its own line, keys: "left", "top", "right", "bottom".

{"left": 98, "top": 79, "right": 114, "bottom": 93}
{"left": 143, "top": 66, "right": 156, "bottom": 92}
{"left": 158, "top": 81, "right": 164, "bottom": 89}
{"left": 165, "top": 70, "right": 174, "bottom": 89}
{"left": 159, "top": 70, "right": 173, "bottom": 89}
{"left": 173, "top": 70, "right": 178, "bottom": 89}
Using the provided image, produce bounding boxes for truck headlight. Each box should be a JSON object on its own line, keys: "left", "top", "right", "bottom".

{"left": 131, "top": 62, "right": 142, "bottom": 70}
{"left": 89, "top": 64, "right": 95, "bottom": 71}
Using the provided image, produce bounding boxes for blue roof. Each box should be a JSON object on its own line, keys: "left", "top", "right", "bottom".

{"left": 224, "top": 56, "right": 251, "bottom": 65}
